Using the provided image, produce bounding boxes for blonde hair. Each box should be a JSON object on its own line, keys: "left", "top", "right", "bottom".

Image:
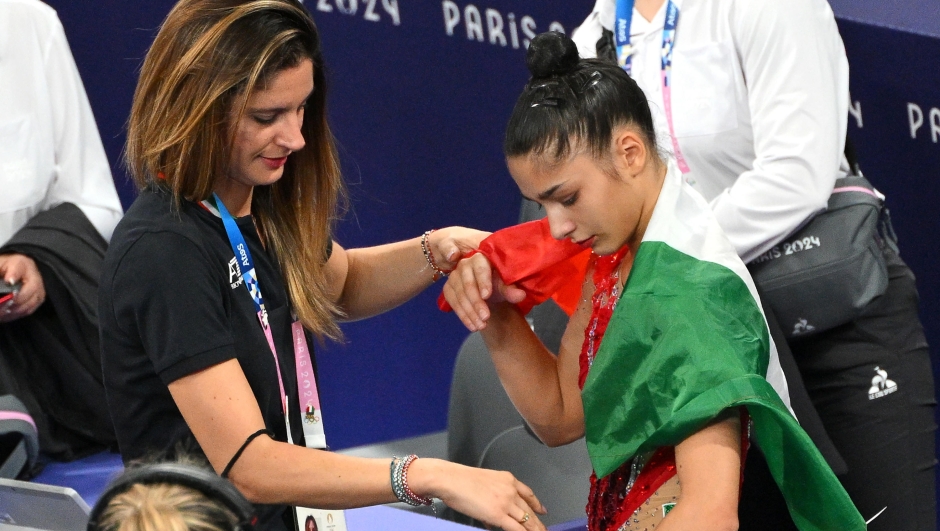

{"left": 95, "top": 483, "right": 239, "bottom": 531}
{"left": 126, "top": 0, "right": 346, "bottom": 339}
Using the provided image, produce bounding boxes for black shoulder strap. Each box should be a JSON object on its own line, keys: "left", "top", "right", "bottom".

{"left": 844, "top": 132, "right": 861, "bottom": 177}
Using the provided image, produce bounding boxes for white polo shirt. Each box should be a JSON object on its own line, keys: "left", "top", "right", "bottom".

{"left": 572, "top": 0, "right": 850, "bottom": 262}
{"left": 0, "top": 0, "right": 122, "bottom": 244}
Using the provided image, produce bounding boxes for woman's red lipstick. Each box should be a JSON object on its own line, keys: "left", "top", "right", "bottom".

{"left": 262, "top": 156, "right": 288, "bottom": 169}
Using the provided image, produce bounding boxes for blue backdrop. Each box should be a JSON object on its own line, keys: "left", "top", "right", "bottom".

{"left": 43, "top": 0, "right": 940, "bottom": 463}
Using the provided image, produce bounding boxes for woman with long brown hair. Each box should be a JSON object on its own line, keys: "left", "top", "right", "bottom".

{"left": 98, "top": 1, "right": 546, "bottom": 529}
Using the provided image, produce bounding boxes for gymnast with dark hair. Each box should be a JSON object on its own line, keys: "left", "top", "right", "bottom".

{"left": 570, "top": 0, "right": 935, "bottom": 529}
{"left": 97, "top": 1, "right": 547, "bottom": 529}
{"left": 443, "top": 31, "right": 865, "bottom": 531}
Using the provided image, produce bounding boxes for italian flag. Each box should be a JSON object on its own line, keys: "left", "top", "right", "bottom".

{"left": 582, "top": 164, "right": 865, "bottom": 530}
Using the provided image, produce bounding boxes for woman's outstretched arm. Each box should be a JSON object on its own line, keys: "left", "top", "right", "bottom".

{"left": 167, "top": 359, "right": 547, "bottom": 530}
{"left": 326, "top": 227, "right": 487, "bottom": 321}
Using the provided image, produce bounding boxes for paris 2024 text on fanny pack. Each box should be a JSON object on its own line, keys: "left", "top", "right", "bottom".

{"left": 747, "top": 172, "right": 896, "bottom": 339}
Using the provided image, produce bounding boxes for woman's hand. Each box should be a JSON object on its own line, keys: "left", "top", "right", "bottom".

{"left": 409, "top": 458, "right": 548, "bottom": 531}
{"left": 0, "top": 253, "right": 46, "bottom": 323}
{"left": 426, "top": 226, "right": 489, "bottom": 273}
{"left": 442, "top": 253, "right": 526, "bottom": 332}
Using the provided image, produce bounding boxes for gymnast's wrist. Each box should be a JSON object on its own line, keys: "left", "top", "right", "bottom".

{"left": 479, "top": 302, "right": 526, "bottom": 341}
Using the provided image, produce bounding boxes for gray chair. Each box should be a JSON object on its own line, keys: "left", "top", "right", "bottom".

{"left": 445, "top": 313, "right": 567, "bottom": 470}
{"left": 478, "top": 426, "right": 591, "bottom": 527}
{"left": 445, "top": 313, "right": 591, "bottom": 528}
{"left": 446, "top": 332, "right": 523, "bottom": 469}
{"left": 443, "top": 197, "right": 590, "bottom": 527}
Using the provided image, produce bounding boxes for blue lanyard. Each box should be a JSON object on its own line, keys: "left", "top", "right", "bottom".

{"left": 213, "top": 194, "right": 267, "bottom": 318}
{"left": 661, "top": 1, "right": 679, "bottom": 78}
{"left": 615, "top": 0, "right": 680, "bottom": 77}
{"left": 208, "top": 195, "right": 328, "bottom": 448}
{"left": 211, "top": 194, "right": 289, "bottom": 411}
{"left": 614, "top": 0, "right": 690, "bottom": 173}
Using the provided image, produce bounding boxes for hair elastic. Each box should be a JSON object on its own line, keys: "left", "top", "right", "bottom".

{"left": 578, "top": 70, "right": 604, "bottom": 93}
{"left": 222, "top": 428, "right": 273, "bottom": 479}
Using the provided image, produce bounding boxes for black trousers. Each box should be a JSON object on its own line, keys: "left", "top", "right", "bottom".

{"left": 740, "top": 255, "right": 937, "bottom": 531}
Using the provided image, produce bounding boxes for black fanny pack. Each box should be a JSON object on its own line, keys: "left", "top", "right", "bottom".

{"left": 748, "top": 172, "right": 895, "bottom": 338}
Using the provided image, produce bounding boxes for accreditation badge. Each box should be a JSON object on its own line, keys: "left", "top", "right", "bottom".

{"left": 295, "top": 507, "right": 348, "bottom": 531}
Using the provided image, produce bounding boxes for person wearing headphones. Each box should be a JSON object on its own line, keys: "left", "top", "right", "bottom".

{"left": 89, "top": 461, "right": 253, "bottom": 531}
{"left": 98, "top": 1, "right": 546, "bottom": 530}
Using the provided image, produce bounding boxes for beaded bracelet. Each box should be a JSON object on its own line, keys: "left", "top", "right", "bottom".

{"left": 390, "top": 454, "right": 433, "bottom": 507}
{"left": 421, "top": 230, "right": 451, "bottom": 282}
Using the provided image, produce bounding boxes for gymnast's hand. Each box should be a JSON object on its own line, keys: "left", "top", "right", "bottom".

{"left": 442, "top": 253, "right": 526, "bottom": 332}
{"left": 0, "top": 253, "right": 46, "bottom": 323}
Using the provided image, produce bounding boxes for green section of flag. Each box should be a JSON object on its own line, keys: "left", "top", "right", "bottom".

{"left": 583, "top": 241, "right": 770, "bottom": 473}
{"left": 582, "top": 242, "right": 864, "bottom": 531}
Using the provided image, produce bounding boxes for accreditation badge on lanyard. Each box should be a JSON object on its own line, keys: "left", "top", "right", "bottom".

{"left": 291, "top": 322, "right": 346, "bottom": 531}
{"left": 615, "top": 0, "right": 691, "bottom": 174}
{"left": 210, "top": 195, "right": 347, "bottom": 531}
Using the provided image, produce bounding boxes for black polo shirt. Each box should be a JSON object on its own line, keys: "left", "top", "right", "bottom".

{"left": 99, "top": 186, "right": 320, "bottom": 529}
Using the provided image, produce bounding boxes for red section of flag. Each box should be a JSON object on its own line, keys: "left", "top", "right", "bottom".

{"left": 438, "top": 218, "right": 590, "bottom": 316}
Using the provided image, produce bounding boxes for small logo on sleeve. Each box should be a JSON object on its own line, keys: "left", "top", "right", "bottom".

{"left": 792, "top": 318, "right": 816, "bottom": 336}
{"left": 228, "top": 257, "right": 244, "bottom": 289}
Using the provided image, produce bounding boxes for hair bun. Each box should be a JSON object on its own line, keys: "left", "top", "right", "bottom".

{"left": 526, "top": 31, "right": 580, "bottom": 79}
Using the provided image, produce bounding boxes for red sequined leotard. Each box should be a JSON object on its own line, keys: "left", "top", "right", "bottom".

{"left": 578, "top": 248, "right": 748, "bottom": 531}
{"left": 578, "top": 248, "right": 677, "bottom": 531}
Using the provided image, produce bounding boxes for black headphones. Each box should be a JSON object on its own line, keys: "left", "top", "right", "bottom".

{"left": 86, "top": 463, "right": 256, "bottom": 531}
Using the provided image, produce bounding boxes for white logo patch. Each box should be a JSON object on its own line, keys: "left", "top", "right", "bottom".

{"left": 868, "top": 366, "right": 898, "bottom": 400}
{"left": 791, "top": 318, "right": 816, "bottom": 336}
{"left": 228, "top": 257, "right": 244, "bottom": 289}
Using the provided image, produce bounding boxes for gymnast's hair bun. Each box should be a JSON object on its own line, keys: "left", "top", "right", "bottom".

{"left": 526, "top": 31, "right": 580, "bottom": 79}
